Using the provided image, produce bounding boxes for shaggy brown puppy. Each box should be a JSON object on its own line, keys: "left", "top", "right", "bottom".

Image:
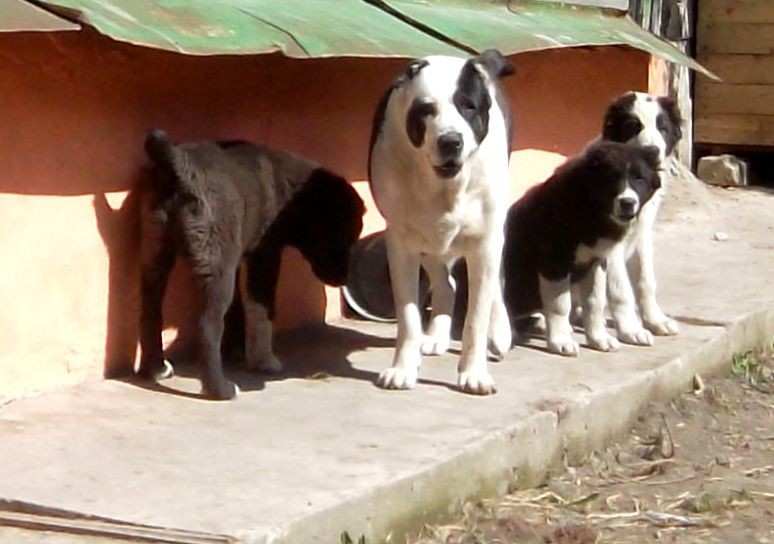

{"left": 138, "top": 131, "right": 364, "bottom": 400}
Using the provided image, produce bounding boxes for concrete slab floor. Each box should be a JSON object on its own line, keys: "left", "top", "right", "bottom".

{"left": 1, "top": 177, "right": 773, "bottom": 544}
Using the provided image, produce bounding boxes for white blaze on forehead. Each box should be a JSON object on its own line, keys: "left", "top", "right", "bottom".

{"left": 412, "top": 55, "right": 468, "bottom": 99}
{"left": 631, "top": 92, "right": 667, "bottom": 159}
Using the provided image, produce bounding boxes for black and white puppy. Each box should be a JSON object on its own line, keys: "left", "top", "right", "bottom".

{"left": 138, "top": 131, "right": 364, "bottom": 400}
{"left": 503, "top": 141, "right": 662, "bottom": 356}
{"left": 601, "top": 92, "right": 682, "bottom": 345}
{"left": 369, "top": 49, "right": 514, "bottom": 395}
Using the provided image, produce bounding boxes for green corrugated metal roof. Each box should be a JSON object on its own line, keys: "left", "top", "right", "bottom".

{"left": 34, "top": 0, "right": 461, "bottom": 57}
{"left": 379, "top": 0, "right": 713, "bottom": 77}
{"left": 28, "top": 0, "right": 712, "bottom": 78}
{"left": 0, "top": 0, "right": 77, "bottom": 32}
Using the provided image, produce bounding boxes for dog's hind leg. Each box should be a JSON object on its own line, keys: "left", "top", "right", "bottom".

{"left": 240, "top": 255, "right": 283, "bottom": 374}
{"left": 632, "top": 226, "right": 679, "bottom": 336}
{"left": 138, "top": 220, "right": 175, "bottom": 382}
{"left": 378, "top": 230, "right": 423, "bottom": 390}
{"left": 195, "top": 264, "right": 240, "bottom": 400}
{"left": 579, "top": 263, "right": 620, "bottom": 352}
{"left": 487, "top": 279, "right": 512, "bottom": 361}
{"left": 420, "top": 256, "right": 454, "bottom": 356}
{"left": 540, "top": 274, "right": 579, "bottom": 357}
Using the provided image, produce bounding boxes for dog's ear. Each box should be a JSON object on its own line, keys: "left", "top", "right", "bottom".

{"left": 397, "top": 58, "right": 429, "bottom": 85}
{"left": 640, "top": 144, "right": 662, "bottom": 171}
{"left": 658, "top": 96, "right": 683, "bottom": 141}
{"left": 477, "top": 49, "right": 516, "bottom": 79}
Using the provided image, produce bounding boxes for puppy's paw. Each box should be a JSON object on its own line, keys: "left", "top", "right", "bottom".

{"left": 547, "top": 336, "right": 580, "bottom": 357}
{"left": 644, "top": 317, "right": 679, "bottom": 336}
{"left": 618, "top": 327, "right": 655, "bottom": 346}
{"left": 487, "top": 306, "right": 513, "bottom": 361}
{"left": 587, "top": 333, "right": 621, "bottom": 353}
{"left": 203, "top": 378, "right": 239, "bottom": 401}
{"left": 137, "top": 359, "right": 174, "bottom": 381}
{"left": 421, "top": 333, "right": 450, "bottom": 356}
{"left": 378, "top": 366, "right": 418, "bottom": 390}
{"left": 246, "top": 353, "right": 284, "bottom": 374}
{"left": 458, "top": 368, "right": 497, "bottom": 395}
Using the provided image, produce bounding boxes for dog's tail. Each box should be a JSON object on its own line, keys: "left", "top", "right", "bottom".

{"left": 144, "top": 129, "right": 197, "bottom": 196}
{"left": 145, "top": 129, "right": 177, "bottom": 168}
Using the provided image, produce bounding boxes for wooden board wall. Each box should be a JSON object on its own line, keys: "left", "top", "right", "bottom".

{"left": 696, "top": 0, "right": 774, "bottom": 147}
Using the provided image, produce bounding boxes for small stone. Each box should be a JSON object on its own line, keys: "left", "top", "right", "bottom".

{"left": 713, "top": 232, "right": 728, "bottom": 241}
{"left": 715, "top": 454, "right": 730, "bottom": 466}
{"left": 698, "top": 154, "right": 749, "bottom": 187}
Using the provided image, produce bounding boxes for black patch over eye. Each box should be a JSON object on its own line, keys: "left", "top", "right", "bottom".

{"left": 454, "top": 60, "right": 491, "bottom": 144}
{"left": 406, "top": 99, "right": 437, "bottom": 148}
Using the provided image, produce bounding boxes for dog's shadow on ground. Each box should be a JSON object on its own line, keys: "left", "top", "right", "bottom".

{"left": 122, "top": 323, "right": 402, "bottom": 400}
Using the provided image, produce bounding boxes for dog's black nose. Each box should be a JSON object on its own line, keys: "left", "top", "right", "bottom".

{"left": 437, "top": 132, "right": 463, "bottom": 158}
{"left": 617, "top": 196, "right": 637, "bottom": 216}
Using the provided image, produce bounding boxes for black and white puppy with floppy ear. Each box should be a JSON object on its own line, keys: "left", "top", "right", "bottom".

{"left": 600, "top": 92, "right": 683, "bottom": 345}
{"left": 369, "top": 49, "right": 515, "bottom": 395}
{"left": 504, "top": 141, "right": 663, "bottom": 356}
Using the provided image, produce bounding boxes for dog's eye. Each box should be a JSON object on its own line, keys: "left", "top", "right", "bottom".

{"left": 416, "top": 101, "right": 436, "bottom": 118}
{"left": 624, "top": 118, "right": 642, "bottom": 134}
{"left": 459, "top": 97, "right": 477, "bottom": 112}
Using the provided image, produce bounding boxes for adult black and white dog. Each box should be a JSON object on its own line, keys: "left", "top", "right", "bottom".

{"left": 503, "top": 141, "right": 662, "bottom": 356}
{"left": 139, "top": 131, "right": 364, "bottom": 400}
{"left": 369, "top": 49, "right": 515, "bottom": 395}
{"left": 600, "top": 92, "right": 682, "bottom": 345}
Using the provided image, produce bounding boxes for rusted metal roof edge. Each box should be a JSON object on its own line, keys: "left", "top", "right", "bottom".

{"left": 15, "top": 0, "right": 716, "bottom": 81}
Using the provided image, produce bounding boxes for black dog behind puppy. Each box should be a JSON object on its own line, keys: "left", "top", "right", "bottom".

{"left": 503, "top": 140, "right": 661, "bottom": 356}
{"left": 139, "top": 131, "right": 364, "bottom": 400}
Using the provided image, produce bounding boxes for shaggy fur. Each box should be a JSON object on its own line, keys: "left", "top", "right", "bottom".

{"left": 369, "top": 49, "right": 514, "bottom": 395}
{"left": 600, "top": 92, "right": 683, "bottom": 345}
{"left": 138, "top": 131, "right": 364, "bottom": 400}
{"left": 503, "top": 141, "right": 662, "bottom": 356}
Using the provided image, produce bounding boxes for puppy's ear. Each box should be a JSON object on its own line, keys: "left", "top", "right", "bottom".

{"left": 397, "top": 58, "right": 429, "bottom": 85}
{"left": 477, "top": 49, "right": 516, "bottom": 79}
{"left": 658, "top": 96, "right": 683, "bottom": 141}
{"left": 640, "top": 145, "right": 662, "bottom": 171}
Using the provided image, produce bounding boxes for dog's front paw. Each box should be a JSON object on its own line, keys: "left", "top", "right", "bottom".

{"left": 587, "top": 332, "right": 621, "bottom": 353}
{"left": 458, "top": 367, "right": 497, "bottom": 395}
{"left": 547, "top": 335, "right": 580, "bottom": 357}
{"left": 644, "top": 317, "right": 679, "bottom": 336}
{"left": 618, "top": 327, "right": 654, "bottom": 346}
{"left": 421, "top": 333, "right": 450, "bottom": 356}
{"left": 137, "top": 359, "right": 174, "bottom": 381}
{"left": 378, "top": 366, "right": 418, "bottom": 390}
{"left": 245, "top": 353, "right": 284, "bottom": 374}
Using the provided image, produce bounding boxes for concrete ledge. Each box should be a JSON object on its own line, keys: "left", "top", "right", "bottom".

{"left": 0, "top": 181, "right": 771, "bottom": 544}
{"left": 261, "top": 309, "right": 774, "bottom": 544}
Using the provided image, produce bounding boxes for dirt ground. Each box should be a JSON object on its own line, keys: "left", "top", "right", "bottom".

{"left": 412, "top": 344, "right": 774, "bottom": 544}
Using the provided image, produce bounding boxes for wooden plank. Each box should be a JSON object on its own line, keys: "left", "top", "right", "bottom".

{"left": 696, "top": 83, "right": 774, "bottom": 116}
{"left": 699, "top": 0, "right": 774, "bottom": 24}
{"left": 695, "top": 113, "right": 774, "bottom": 146}
{"left": 697, "top": 22, "right": 774, "bottom": 55}
{"left": 699, "top": 54, "right": 774, "bottom": 85}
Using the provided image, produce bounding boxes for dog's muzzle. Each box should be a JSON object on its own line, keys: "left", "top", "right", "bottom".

{"left": 434, "top": 132, "right": 463, "bottom": 178}
{"left": 613, "top": 195, "right": 639, "bottom": 221}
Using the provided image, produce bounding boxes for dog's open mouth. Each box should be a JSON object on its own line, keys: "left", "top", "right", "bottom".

{"left": 433, "top": 160, "right": 462, "bottom": 178}
{"left": 613, "top": 210, "right": 637, "bottom": 223}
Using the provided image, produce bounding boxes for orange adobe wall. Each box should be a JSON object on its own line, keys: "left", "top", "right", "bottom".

{"left": 0, "top": 27, "right": 648, "bottom": 398}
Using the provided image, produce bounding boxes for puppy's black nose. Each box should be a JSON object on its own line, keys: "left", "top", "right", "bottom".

{"left": 437, "top": 132, "right": 463, "bottom": 159}
{"left": 617, "top": 197, "right": 637, "bottom": 216}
